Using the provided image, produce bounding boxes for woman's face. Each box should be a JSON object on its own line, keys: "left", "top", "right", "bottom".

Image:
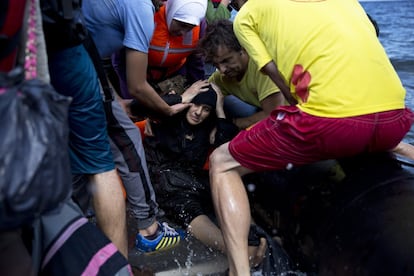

{"left": 186, "top": 104, "right": 212, "bottom": 125}
{"left": 169, "top": 19, "right": 195, "bottom": 36}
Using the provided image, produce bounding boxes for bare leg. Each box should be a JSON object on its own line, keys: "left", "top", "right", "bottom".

{"left": 392, "top": 141, "right": 414, "bottom": 160}
{"left": 90, "top": 169, "right": 128, "bottom": 258}
{"left": 138, "top": 221, "right": 159, "bottom": 236}
{"left": 189, "top": 215, "right": 267, "bottom": 268}
{"left": 209, "top": 143, "right": 253, "bottom": 276}
{"left": 189, "top": 215, "right": 226, "bottom": 252}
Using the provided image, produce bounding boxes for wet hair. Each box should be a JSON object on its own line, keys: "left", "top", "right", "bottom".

{"left": 197, "top": 19, "right": 243, "bottom": 63}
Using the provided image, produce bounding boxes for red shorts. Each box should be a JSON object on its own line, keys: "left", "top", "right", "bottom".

{"left": 229, "top": 106, "right": 414, "bottom": 171}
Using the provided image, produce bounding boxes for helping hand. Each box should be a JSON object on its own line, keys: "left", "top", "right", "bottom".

{"left": 181, "top": 79, "right": 210, "bottom": 103}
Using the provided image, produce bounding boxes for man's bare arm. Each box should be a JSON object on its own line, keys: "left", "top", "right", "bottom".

{"left": 261, "top": 61, "right": 297, "bottom": 106}
{"left": 125, "top": 48, "right": 190, "bottom": 116}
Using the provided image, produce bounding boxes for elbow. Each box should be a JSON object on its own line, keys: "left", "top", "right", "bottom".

{"left": 128, "top": 82, "right": 146, "bottom": 100}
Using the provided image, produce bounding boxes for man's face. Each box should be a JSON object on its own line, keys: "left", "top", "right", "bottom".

{"left": 212, "top": 45, "right": 248, "bottom": 81}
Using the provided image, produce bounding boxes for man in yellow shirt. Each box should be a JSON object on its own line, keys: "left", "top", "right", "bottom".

{"left": 208, "top": 0, "right": 414, "bottom": 274}
{"left": 198, "top": 19, "right": 284, "bottom": 129}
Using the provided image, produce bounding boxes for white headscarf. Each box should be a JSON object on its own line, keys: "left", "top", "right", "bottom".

{"left": 166, "top": 0, "right": 207, "bottom": 29}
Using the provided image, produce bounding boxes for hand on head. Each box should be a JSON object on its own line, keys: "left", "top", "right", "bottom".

{"left": 210, "top": 82, "right": 224, "bottom": 108}
{"left": 181, "top": 79, "right": 210, "bottom": 103}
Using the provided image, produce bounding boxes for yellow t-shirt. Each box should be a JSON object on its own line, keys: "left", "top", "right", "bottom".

{"left": 209, "top": 58, "right": 280, "bottom": 108}
{"left": 234, "top": 0, "right": 406, "bottom": 118}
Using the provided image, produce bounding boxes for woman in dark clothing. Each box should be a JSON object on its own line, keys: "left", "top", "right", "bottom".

{"left": 142, "top": 84, "right": 241, "bottom": 252}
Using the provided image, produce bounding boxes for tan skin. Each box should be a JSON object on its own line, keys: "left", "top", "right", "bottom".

{"left": 91, "top": 171, "right": 128, "bottom": 257}
{"left": 185, "top": 103, "right": 212, "bottom": 125}
{"left": 393, "top": 141, "right": 414, "bottom": 160}
{"left": 211, "top": 45, "right": 284, "bottom": 129}
{"left": 125, "top": 49, "right": 190, "bottom": 117}
{"left": 209, "top": 143, "right": 254, "bottom": 276}
{"left": 261, "top": 61, "right": 297, "bottom": 105}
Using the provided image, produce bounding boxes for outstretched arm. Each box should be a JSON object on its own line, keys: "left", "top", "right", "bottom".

{"left": 125, "top": 48, "right": 191, "bottom": 117}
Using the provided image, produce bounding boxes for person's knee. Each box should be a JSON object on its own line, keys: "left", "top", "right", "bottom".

{"left": 209, "top": 145, "right": 229, "bottom": 174}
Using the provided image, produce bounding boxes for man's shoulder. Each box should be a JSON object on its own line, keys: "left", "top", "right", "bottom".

{"left": 124, "top": 0, "right": 155, "bottom": 18}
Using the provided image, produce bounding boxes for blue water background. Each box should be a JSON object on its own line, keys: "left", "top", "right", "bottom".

{"left": 361, "top": 0, "right": 414, "bottom": 143}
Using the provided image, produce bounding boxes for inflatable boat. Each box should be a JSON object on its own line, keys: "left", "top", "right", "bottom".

{"left": 129, "top": 152, "right": 414, "bottom": 275}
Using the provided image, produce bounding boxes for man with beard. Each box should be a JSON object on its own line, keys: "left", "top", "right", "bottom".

{"left": 198, "top": 20, "right": 283, "bottom": 130}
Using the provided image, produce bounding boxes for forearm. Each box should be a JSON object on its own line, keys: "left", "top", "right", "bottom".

{"left": 126, "top": 48, "right": 173, "bottom": 117}
{"left": 261, "top": 61, "right": 297, "bottom": 106}
{"left": 129, "top": 81, "right": 173, "bottom": 117}
{"left": 129, "top": 93, "right": 181, "bottom": 118}
{"left": 216, "top": 104, "right": 226, "bottom": 119}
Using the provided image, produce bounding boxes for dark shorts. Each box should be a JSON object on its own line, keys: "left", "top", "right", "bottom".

{"left": 229, "top": 105, "right": 414, "bottom": 171}
{"left": 48, "top": 45, "right": 114, "bottom": 174}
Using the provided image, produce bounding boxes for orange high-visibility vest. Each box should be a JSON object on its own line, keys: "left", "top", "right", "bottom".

{"left": 148, "top": 5, "right": 201, "bottom": 82}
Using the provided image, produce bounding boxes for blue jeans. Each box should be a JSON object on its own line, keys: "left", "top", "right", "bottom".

{"left": 224, "top": 95, "right": 260, "bottom": 119}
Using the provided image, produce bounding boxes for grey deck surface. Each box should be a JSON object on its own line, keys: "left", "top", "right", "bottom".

{"left": 127, "top": 212, "right": 228, "bottom": 275}
{"left": 129, "top": 236, "right": 228, "bottom": 275}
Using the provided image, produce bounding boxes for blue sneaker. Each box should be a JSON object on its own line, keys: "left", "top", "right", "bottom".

{"left": 136, "top": 222, "right": 185, "bottom": 253}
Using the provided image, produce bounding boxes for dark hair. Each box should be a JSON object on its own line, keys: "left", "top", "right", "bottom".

{"left": 197, "top": 19, "right": 243, "bottom": 63}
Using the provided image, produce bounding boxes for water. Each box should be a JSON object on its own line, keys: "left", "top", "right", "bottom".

{"left": 360, "top": 0, "right": 414, "bottom": 143}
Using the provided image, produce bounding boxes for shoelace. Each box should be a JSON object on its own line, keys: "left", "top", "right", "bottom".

{"left": 161, "top": 222, "right": 179, "bottom": 236}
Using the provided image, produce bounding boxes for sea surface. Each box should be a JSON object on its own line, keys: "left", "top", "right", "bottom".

{"left": 360, "top": 0, "right": 414, "bottom": 143}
